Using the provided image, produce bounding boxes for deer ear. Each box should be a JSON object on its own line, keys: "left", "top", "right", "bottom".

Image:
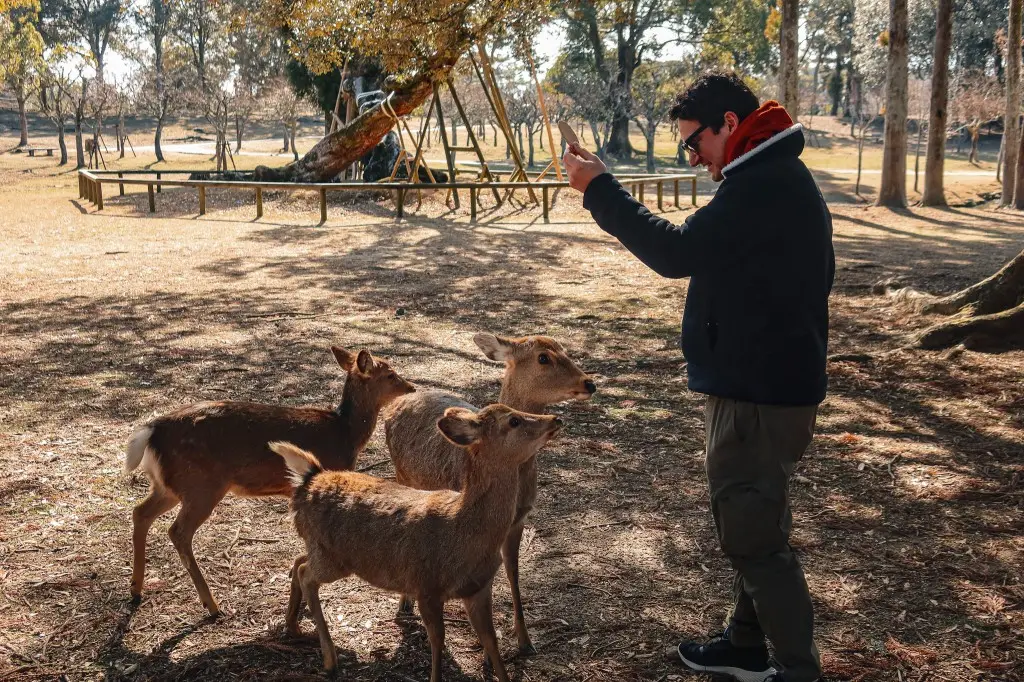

{"left": 356, "top": 349, "right": 375, "bottom": 374}
{"left": 437, "top": 407, "right": 483, "bottom": 447}
{"left": 473, "top": 333, "right": 517, "bottom": 362}
{"left": 332, "top": 346, "right": 356, "bottom": 371}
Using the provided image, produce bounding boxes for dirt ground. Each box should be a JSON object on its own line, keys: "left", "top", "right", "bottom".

{"left": 0, "top": 136, "right": 1022, "bottom": 682}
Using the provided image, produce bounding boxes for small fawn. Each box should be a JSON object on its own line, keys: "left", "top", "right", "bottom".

{"left": 384, "top": 333, "right": 595, "bottom": 653}
{"left": 125, "top": 346, "right": 415, "bottom": 615}
{"left": 273, "top": 404, "right": 563, "bottom": 681}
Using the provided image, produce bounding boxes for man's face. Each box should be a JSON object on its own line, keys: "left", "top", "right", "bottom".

{"left": 678, "top": 112, "right": 739, "bottom": 182}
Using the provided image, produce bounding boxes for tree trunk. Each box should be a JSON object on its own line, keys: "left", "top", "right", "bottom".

{"left": 589, "top": 121, "right": 603, "bottom": 155}
{"left": 997, "top": 134, "right": 1005, "bottom": 182}
{"left": 527, "top": 129, "right": 535, "bottom": 167}
{"left": 254, "top": 66, "right": 448, "bottom": 182}
{"left": 914, "top": 121, "right": 923, "bottom": 193}
{"left": 451, "top": 118, "right": 457, "bottom": 146}
{"left": 877, "top": 0, "right": 909, "bottom": 207}
{"left": 155, "top": 118, "right": 165, "bottom": 162}
{"left": 282, "top": 126, "right": 290, "bottom": 152}
{"left": 290, "top": 126, "right": 298, "bottom": 161}
{"left": 75, "top": 121, "right": 85, "bottom": 169}
{"left": 56, "top": 122, "right": 68, "bottom": 165}
{"left": 491, "top": 122, "right": 498, "bottom": 147}
{"left": 646, "top": 129, "right": 655, "bottom": 173}
{"left": 780, "top": 0, "right": 800, "bottom": 119}
{"left": 1002, "top": 0, "right": 1022, "bottom": 205}
{"left": 235, "top": 115, "right": 245, "bottom": 153}
{"left": 517, "top": 124, "right": 525, "bottom": 161}
{"left": 921, "top": 0, "right": 952, "bottom": 206}
{"left": 17, "top": 91, "right": 29, "bottom": 147}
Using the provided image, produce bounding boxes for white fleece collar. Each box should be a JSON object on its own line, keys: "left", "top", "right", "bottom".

{"left": 721, "top": 123, "right": 804, "bottom": 177}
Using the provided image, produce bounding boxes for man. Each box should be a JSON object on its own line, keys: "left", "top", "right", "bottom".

{"left": 563, "top": 72, "right": 834, "bottom": 682}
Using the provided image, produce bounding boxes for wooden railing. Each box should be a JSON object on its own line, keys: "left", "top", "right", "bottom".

{"left": 77, "top": 169, "right": 699, "bottom": 222}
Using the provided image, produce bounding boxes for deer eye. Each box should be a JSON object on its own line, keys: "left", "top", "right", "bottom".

{"left": 538, "top": 353, "right": 550, "bottom": 365}
{"left": 509, "top": 416, "right": 521, "bottom": 428}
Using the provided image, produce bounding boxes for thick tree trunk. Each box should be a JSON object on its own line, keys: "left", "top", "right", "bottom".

{"left": 606, "top": 114, "right": 632, "bottom": 158}
{"left": 74, "top": 121, "right": 85, "bottom": 169}
{"left": 922, "top": 249, "right": 1024, "bottom": 316}
{"left": 255, "top": 67, "right": 445, "bottom": 182}
{"left": 1002, "top": 0, "right": 1022, "bottom": 205}
{"left": 921, "top": 0, "right": 952, "bottom": 207}
{"left": 17, "top": 92, "right": 29, "bottom": 147}
{"left": 780, "top": 0, "right": 800, "bottom": 119}
{"left": 877, "top": 0, "right": 909, "bottom": 207}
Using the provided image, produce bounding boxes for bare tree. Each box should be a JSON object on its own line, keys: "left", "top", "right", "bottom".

{"left": 877, "top": 0, "right": 909, "bottom": 207}
{"left": 1001, "top": 0, "right": 1021, "bottom": 206}
{"left": 36, "top": 61, "right": 72, "bottom": 164}
{"left": 780, "top": 0, "right": 800, "bottom": 119}
{"left": 921, "top": 0, "right": 952, "bottom": 206}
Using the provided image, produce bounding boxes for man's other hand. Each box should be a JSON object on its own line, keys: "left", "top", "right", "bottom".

{"left": 563, "top": 143, "right": 608, "bottom": 193}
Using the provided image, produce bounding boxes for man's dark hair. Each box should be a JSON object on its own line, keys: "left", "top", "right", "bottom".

{"left": 669, "top": 72, "right": 760, "bottom": 133}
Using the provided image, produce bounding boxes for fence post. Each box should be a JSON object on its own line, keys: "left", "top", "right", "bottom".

{"left": 96, "top": 181, "right": 103, "bottom": 211}
{"left": 256, "top": 187, "right": 263, "bottom": 219}
{"left": 397, "top": 188, "right": 405, "bottom": 219}
{"left": 319, "top": 188, "right": 327, "bottom": 223}
{"left": 674, "top": 179, "right": 680, "bottom": 209}
{"left": 156, "top": 172, "right": 162, "bottom": 193}
{"left": 470, "top": 187, "right": 477, "bottom": 222}
{"left": 691, "top": 177, "right": 697, "bottom": 206}
{"left": 542, "top": 186, "right": 549, "bottom": 222}
{"left": 118, "top": 172, "right": 124, "bottom": 196}
{"left": 148, "top": 184, "right": 155, "bottom": 213}
{"left": 657, "top": 181, "right": 663, "bottom": 211}
{"left": 638, "top": 182, "right": 645, "bottom": 204}
{"left": 198, "top": 186, "right": 206, "bottom": 216}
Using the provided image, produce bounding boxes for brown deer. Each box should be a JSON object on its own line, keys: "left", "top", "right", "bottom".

{"left": 273, "top": 404, "right": 563, "bottom": 681}
{"left": 384, "top": 333, "right": 595, "bottom": 654}
{"left": 125, "top": 346, "right": 415, "bottom": 616}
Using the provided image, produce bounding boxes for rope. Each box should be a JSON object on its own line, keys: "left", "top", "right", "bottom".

{"left": 381, "top": 91, "right": 399, "bottom": 123}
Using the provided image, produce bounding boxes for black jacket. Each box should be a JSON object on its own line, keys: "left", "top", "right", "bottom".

{"left": 583, "top": 125, "right": 835, "bottom": 406}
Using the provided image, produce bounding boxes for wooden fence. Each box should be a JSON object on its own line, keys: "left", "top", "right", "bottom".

{"left": 76, "top": 169, "right": 698, "bottom": 223}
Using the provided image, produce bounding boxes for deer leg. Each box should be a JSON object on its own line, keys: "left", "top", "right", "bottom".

{"left": 417, "top": 595, "right": 446, "bottom": 682}
{"left": 502, "top": 521, "right": 535, "bottom": 655}
{"left": 463, "top": 583, "right": 510, "bottom": 682}
{"left": 167, "top": 491, "right": 225, "bottom": 616}
{"left": 130, "top": 486, "right": 179, "bottom": 601}
{"left": 285, "top": 554, "right": 308, "bottom": 635}
{"left": 298, "top": 561, "right": 339, "bottom": 672}
{"left": 397, "top": 594, "right": 416, "bottom": 616}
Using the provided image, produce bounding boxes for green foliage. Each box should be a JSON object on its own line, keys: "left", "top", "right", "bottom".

{"left": 0, "top": 0, "right": 44, "bottom": 90}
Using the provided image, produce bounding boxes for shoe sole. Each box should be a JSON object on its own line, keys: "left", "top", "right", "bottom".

{"left": 677, "top": 649, "right": 775, "bottom": 682}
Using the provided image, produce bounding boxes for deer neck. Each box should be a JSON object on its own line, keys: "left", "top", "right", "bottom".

{"left": 456, "top": 448, "right": 523, "bottom": 551}
{"left": 333, "top": 384, "right": 380, "bottom": 456}
{"left": 498, "top": 377, "right": 546, "bottom": 415}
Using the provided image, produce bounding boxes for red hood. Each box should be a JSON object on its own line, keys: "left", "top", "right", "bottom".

{"left": 724, "top": 100, "right": 795, "bottom": 166}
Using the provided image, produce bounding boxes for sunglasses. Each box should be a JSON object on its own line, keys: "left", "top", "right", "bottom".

{"left": 682, "top": 124, "right": 708, "bottom": 156}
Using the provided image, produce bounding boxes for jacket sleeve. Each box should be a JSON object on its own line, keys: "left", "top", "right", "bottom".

{"left": 582, "top": 172, "right": 741, "bottom": 279}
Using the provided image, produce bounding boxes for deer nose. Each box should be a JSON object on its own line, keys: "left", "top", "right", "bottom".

{"left": 583, "top": 379, "right": 597, "bottom": 394}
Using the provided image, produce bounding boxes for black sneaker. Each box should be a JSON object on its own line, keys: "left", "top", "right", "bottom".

{"left": 677, "top": 630, "right": 775, "bottom": 682}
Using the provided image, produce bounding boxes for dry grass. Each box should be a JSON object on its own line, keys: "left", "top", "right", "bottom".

{"left": 0, "top": 137, "right": 1021, "bottom": 682}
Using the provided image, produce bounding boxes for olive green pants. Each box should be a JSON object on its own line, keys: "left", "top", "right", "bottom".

{"left": 705, "top": 396, "right": 822, "bottom": 682}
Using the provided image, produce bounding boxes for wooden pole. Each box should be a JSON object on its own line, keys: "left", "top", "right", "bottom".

{"left": 445, "top": 77, "right": 501, "bottom": 203}
{"left": 397, "top": 187, "right": 405, "bottom": 219}
{"left": 148, "top": 184, "right": 155, "bottom": 212}
{"left": 256, "top": 187, "right": 263, "bottom": 218}
{"left": 543, "top": 186, "right": 549, "bottom": 221}
{"left": 470, "top": 186, "right": 477, "bottom": 221}
{"left": 691, "top": 177, "right": 697, "bottom": 206}
{"left": 657, "top": 181, "right": 663, "bottom": 211}
{"left": 156, "top": 172, "right": 162, "bottom": 193}
{"left": 96, "top": 181, "right": 103, "bottom": 210}
{"left": 319, "top": 187, "right": 327, "bottom": 223}
{"left": 199, "top": 186, "right": 206, "bottom": 215}
{"left": 524, "top": 45, "right": 563, "bottom": 180}
{"left": 434, "top": 90, "right": 460, "bottom": 208}
{"left": 674, "top": 179, "right": 680, "bottom": 208}
{"left": 118, "top": 171, "right": 124, "bottom": 196}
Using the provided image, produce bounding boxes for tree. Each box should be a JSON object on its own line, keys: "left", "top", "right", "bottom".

{"left": 547, "top": 48, "right": 613, "bottom": 156}
{"left": 40, "top": 0, "right": 124, "bottom": 82}
{"left": 265, "top": 74, "right": 303, "bottom": 160}
{"left": 0, "top": 0, "right": 44, "bottom": 148}
{"left": 558, "top": 0, "right": 687, "bottom": 159}
{"left": 921, "top": 0, "right": 952, "bottom": 206}
{"left": 779, "top": 0, "right": 799, "bottom": 118}
{"left": 631, "top": 61, "right": 685, "bottom": 172}
{"left": 877, "top": 0, "right": 909, "bottom": 207}
{"left": 254, "top": 0, "right": 545, "bottom": 182}
{"left": 134, "top": 0, "right": 174, "bottom": 161}
{"left": 36, "top": 57, "right": 72, "bottom": 163}
{"left": 1001, "top": 0, "right": 1021, "bottom": 206}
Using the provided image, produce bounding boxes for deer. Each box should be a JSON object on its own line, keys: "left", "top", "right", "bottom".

{"left": 124, "top": 346, "right": 415, "bottom": 616}
{"left": 272, "top": 403, "right": 564, "bottom": 682}
{"left": 384, "top": 333, "right": 596, "bottom": 654}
